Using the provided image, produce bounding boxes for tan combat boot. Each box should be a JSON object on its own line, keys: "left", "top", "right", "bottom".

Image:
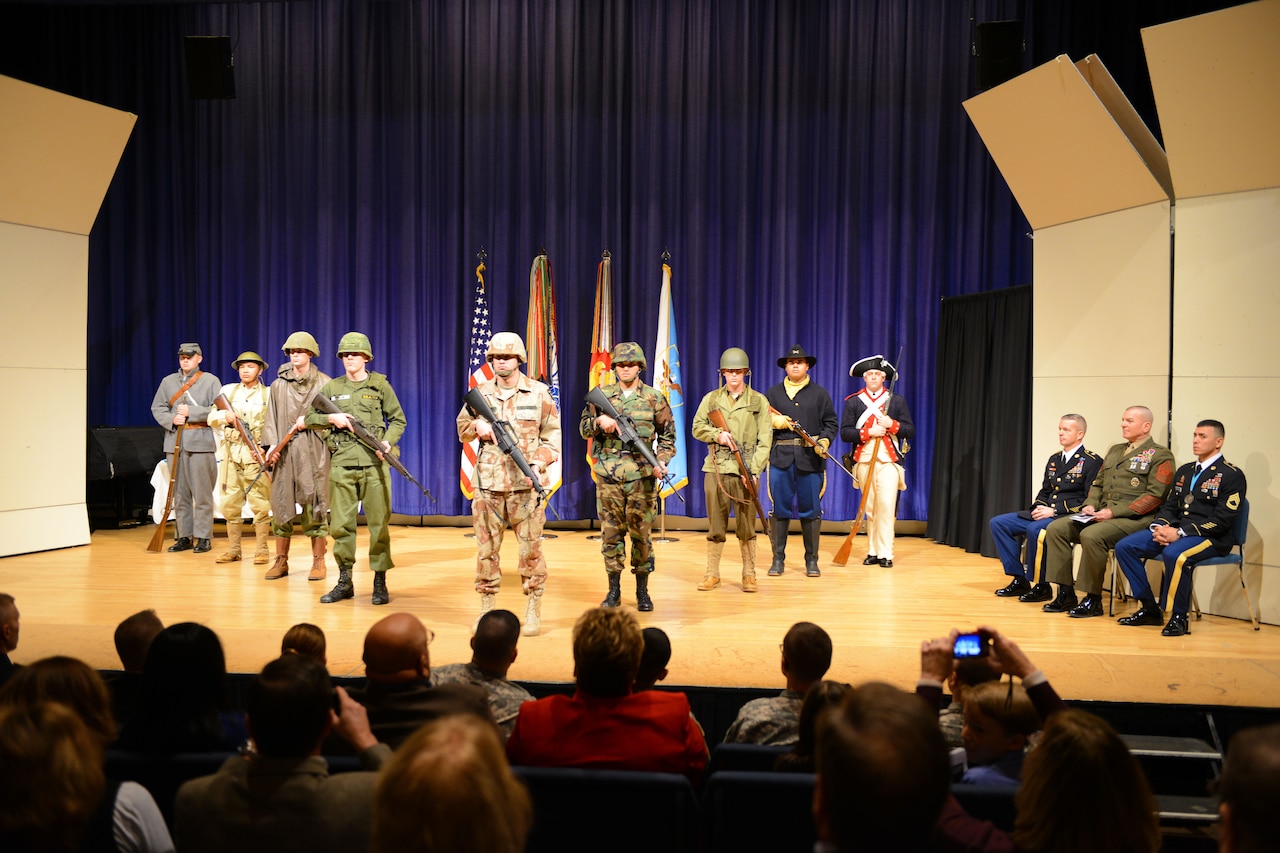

{"left": 741, "top": 539, "right": 758, "bottom": 593}
{"left": 253, "top": 522, "right": 272, "bottom": 565}
{"left": 697, "top": 541, "right": 724, "bottom": 590}
{"left": 473, "top": 593, "right": 496, "bottom": 634}
{"left": 522, "top": 589, "right": 543, "bottom": 637}
{"left": 264, "top": 535, "right": 290, "bottom": 580}
{"left": 216, "top": 519, "right": 242, "bottom": 563}
{"left": 308, "top": 536, "right": 328, "bottom": 581}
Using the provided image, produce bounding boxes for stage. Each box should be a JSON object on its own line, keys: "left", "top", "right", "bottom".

{"left": 4, "top": 523, "right": 1278, "bottom": 708}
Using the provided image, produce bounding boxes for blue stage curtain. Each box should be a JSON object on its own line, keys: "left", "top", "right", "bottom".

{"left": 0, "top": 1, "right": 1233, "bottom": 520}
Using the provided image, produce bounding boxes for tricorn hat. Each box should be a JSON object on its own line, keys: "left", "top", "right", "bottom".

{"left": 777, "top": 345, "right": 817, "bottom": 369}
{"left": 849, "top": 354, "right": 897, "bottom": 382}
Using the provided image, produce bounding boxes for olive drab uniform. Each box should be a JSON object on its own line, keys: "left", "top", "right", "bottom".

{"left": 206, "top": 355, "right": 272, "bottom": 565}
{"left": 579, "top": 363, "right": 677, "bottom": 607}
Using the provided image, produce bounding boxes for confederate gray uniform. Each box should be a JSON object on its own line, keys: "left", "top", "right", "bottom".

{"left": 151, "top": 358, "right": 221, "bottom": 543}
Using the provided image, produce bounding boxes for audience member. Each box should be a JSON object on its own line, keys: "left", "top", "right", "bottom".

{"left": 0, "top": 701, "right": 174, "bottom": 853}
{"left": 774, "top": 679, "right": 851, "bottom": 773}
{"left": 372, "top": 714, "right": 533, "bottom": 853}
{"left": 282, "top": 622, "right": 327, "bottom": 663}
{"left": 337, "top": 612, "right": 492, "bottom": 751}
{"left": 0, "top": 592, "right": 19, "bottom": 687}
{"left": 115, "top": 621, "right": 248, "bottom": 754}
{"left": 938, "top": 656, "right": 999, "bottom": 749}
{"left": 110, "top": 608, "right": 165, "bottom": 727}
{"left": 506, "top": 607, "right": 709, "bottom": 781}
{"left": 1216, "top": 722, "right": 1280, "bottom": 853}
{"left": 430, "top": 609, "right": 534, "bottom": 740}
{"left": 175, "top": 654, "right": 389, "bottom": 853}
{"left": 723, "top": 621, "right": 832, "bottom": 745}
{"left": 959, "top": 680, "right": 1039, "bottom": 786}
{"left": 635, "top": 626, "right": 672, "bottom": 692}
{"left": 0, "top": 655, "right": 117, "bottom": 748}
{"left": 1012, "top": 709, "right": 1158, "bottom": 853}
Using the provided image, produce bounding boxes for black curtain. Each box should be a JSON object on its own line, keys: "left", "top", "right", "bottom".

{"left": 927, "top": 285, "right": 1031, "bottom": 555}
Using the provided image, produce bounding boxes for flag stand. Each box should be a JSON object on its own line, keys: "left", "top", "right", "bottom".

{"left": 653, "top": 496, "right": 680, "bottom": 543}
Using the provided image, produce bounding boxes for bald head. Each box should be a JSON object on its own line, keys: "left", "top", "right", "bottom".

{"left": 363, "top": 613, "right": 430, "bottom": 683}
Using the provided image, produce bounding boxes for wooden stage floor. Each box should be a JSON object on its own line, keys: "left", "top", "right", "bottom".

{"left": 4, "top": 524, "right": 1278, "bottom": 708}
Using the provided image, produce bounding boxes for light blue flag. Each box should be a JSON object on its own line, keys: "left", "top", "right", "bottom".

{"left": 653, "top": 262, "right": 689, "bottom": 498}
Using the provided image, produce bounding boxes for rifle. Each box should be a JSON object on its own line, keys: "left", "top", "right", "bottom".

{"left": 243, "top": 420, "right": 305, "bottom": 498}
{"left": 767, "top": 405, "right": 855, "bottom": 481}
{"left": 584, "top": 386, "right": 685, "bottom": 503}
{"left": 147, "top": 422, "right": 184, "bottom": 552}
{"left": 213, "top": 393, "right": 271, "bottom": 473}
{"left": 312, "top": 393, "right": 436, "bottom": 502}
{"left": 462, "top": 387, "right": 548, "bottom": 505}
{"left": 706, "top": 408, "right": 768, "bottom": 533}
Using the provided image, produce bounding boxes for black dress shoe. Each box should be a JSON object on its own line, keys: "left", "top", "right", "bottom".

{"left": 995, "top": 577, "right": 1032, "bottom": 597}
{"left": 879, "top": 558, "right": 894, "bottom": 568}
{"left": 168, "top": 537, "right": 193, "bottom": 552}
{"left": 1042, "top": 589, "right": 1079, "bottom": 613}
{"left": 1019, "top": 582, "right": 1054, "bottom": 603}
{"left": 1161, "top": 614, "right": 1191, "bottom": 637}
{"left": 193, "top": 538, "right": 212, "bottom": 554}
{"left": 1068, "top": 595, "right": 1104, "bottom": 618}
{"left": 1118, "top": 606, "right": 1164, "bottom": 627}
{"left": 862, "top": 555, "right": 880, "bottom": 566}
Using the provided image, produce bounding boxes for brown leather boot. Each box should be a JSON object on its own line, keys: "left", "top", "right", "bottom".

{"left": 264, "top": 536, "right": 290, "bottom": 580}
{"left": 216, "top": 519, "right": 242, "bottom": 563}
{"left": 308, "top": 536, "right": 328, "bottom": 581}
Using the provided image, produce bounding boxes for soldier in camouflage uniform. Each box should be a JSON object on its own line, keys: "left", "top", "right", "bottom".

{"left": 579, "top": 342, "right": 677, "bottom": 612}
{"left": 723, "top": 621, "right": 832, "bottom": 745}
{"left": 455, "top": 332, "right": 561, "bottom": 637}
{"left": 207, "top": 351, "right": 272, "bottom": 566}
{"left": 305, "top": 332, "right": 406, "bottom": 606}
{"left": 429, "top": 609, "right": 534, "bottom": 741}
{"left": 691, "top": 347, "right": 772, "bottom": 593}
{"left": 1041, "top": 405, "right": 1175, "bottom": 618}
{"left": 262, "top": 332, "right": 332, "bottom": 582}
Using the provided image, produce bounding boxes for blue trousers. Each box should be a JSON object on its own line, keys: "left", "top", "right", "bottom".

{"left": 767, "top": 464, "right": 824, "bottom": 520}
{"left": 1114, "top": 529, "right": 1222, "bottom": 616}
{"left": 989, "top": 512, "right": 1055, "bottom": 582}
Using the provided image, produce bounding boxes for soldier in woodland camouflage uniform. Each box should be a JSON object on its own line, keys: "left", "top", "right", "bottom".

{"left": 306, "top": 332, "right": 406, "bottom": 607}
{"left": 579, "top": 342, "right": 677, "bottom": 613}
{"left": 207, "top": 351, "right": 272, "bottom": 566}
{"left": 429, "top": 609, "right": 534, "bottom": 740}
{"left": 455, "top": 332, "right": 561, "bottom": 637}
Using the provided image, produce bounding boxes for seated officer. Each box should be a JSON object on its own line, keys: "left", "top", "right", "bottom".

{"left": 989, "top": 414, "right": 1101, "bottom": 601}
{"left": 1113, "top": 419, "right": 1246, "bottom": 637}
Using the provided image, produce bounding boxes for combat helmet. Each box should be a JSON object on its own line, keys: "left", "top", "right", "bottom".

{"left": 719, "top": 347, "right": 751, "bottom": 373}
{"left": 232, "top": 351, "right": 268, "bottom": 370}
{"left": 611, "top": 342, "right": 646, "bottom": 369}
{"left": 486, "top": 332, "right": 528, "bottom": 364}
{"left": 281, "top": 331, "right": 320, "bottom": 358}
{"left": 337, "top": 332, "right": 373, "bottom": 361}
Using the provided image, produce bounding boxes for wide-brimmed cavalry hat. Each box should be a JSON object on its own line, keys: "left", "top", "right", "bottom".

{"left": 777, "top": 345, "right": 817, "bottom": 368}
{"left": 849, "top": 354, "right": 897, "bottom": 382}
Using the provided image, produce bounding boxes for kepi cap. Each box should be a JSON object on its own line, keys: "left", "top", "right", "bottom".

{"left": 178, "top": 343, "right": 202, "bottom": 356}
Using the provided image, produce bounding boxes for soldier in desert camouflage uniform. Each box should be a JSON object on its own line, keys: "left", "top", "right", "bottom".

{"left": 207, "top": 351, "right": 272, "bottom": 566}
{"left": 456, "top": 332, "right": 561, "bottom": 637}
{"left": 579, "top": 342, "right": 677, "bottom": 612}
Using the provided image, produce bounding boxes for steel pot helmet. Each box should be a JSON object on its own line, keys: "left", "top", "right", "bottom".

{"left": 281, "top": 331, "right": 320, "bottom": 358}
{"left": 486, "top": 332, "right": 528, "bottom": 364}
{"left": 337, "top": 332, "right": 373, "bottom": 361}
{"left": 231, "top": 351, "right": 268, "bottom": 370}
{"left": 719, "top": 347, "right": 751, "bottom": 373}
{"left": 611, "top": 342, "right": 646, "bottom": 369}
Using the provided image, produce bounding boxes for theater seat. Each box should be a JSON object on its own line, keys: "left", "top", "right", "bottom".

{"left": 701, "top": 770, "right": 816, "bottom": 853}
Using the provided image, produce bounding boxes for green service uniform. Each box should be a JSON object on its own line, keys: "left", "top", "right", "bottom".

{"left": 306, "top": 372, "right": 406, "bottom": 574}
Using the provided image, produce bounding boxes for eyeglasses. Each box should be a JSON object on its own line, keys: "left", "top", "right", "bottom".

{"left": 426, "top": 628, "right": 435, "bottom": 645}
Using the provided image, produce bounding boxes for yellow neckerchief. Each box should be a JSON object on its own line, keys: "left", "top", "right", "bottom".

{"left": 783, "top": 375, "right": 809, "bottom": 400}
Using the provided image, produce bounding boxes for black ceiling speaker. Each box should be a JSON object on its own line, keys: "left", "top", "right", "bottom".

{"left": 185, "top": 36, "right": 235, "bottom": 99}
{"left": 975, "top": 21, "right": 1024, "bottom": 93}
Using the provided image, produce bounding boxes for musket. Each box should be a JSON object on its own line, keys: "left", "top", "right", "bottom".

{"left": 706, "top": 408, "right": 768, "bottom": 533}
{"left": 462, "top": 387, "right": 548, "bottom": 505}
{"left": 312, "top": 393, "right": 437, "bottom": 502}
{"left": 767, "top": 405, "right": 855, "bottom": 481}
{"left": 584, "top": 386, "right": 685, "bottom": 503}
{"left": 832, "top": 348, "right": 904, "bottom": 566}
{"left": 213, "top": 393, "right": 271, "bottom": 473}
{"left": 147, "top": 422, "right": 185, "bottom": 552}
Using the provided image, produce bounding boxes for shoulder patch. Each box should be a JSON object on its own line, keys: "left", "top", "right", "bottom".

{"left": 1155, "top": 460, "right": 1174, "bottom": 485}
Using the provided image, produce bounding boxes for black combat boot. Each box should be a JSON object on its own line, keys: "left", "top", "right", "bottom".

{"left": 768, "top": 520, "right": 788, "bottom": 576}
{"left": 601, "top": 572, "right": 622, "bottom": 607}
{"left": 320, "top": 565, "right": 355, "bottom": 603}
{"left": 635, "top": 572, "right": 654, "bottom": 612}
{"left": 371, "top": 572, "right": 389, "bottom": 605}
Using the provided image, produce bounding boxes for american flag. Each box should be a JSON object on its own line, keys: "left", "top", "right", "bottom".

{"left": 460, "top": 261, "right": 495, "bottom": 499}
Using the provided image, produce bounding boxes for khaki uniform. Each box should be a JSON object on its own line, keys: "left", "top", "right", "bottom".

{"left": 262, "top": 363, "right": 332, "bottom": 538}
{"left": 456, "top": 374, "right": 561, "bottom": 594}
{"left": 305, "top": 372, "right": 406, "bottom": 573}
{"left": 692, "top": 386, "right": 771, "bottom": 541}
{"left": 579, "top": 381, "right": 676, "bottom": 575}
{"left": 208, "top": 381, "right": 271, "bottom": 524}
